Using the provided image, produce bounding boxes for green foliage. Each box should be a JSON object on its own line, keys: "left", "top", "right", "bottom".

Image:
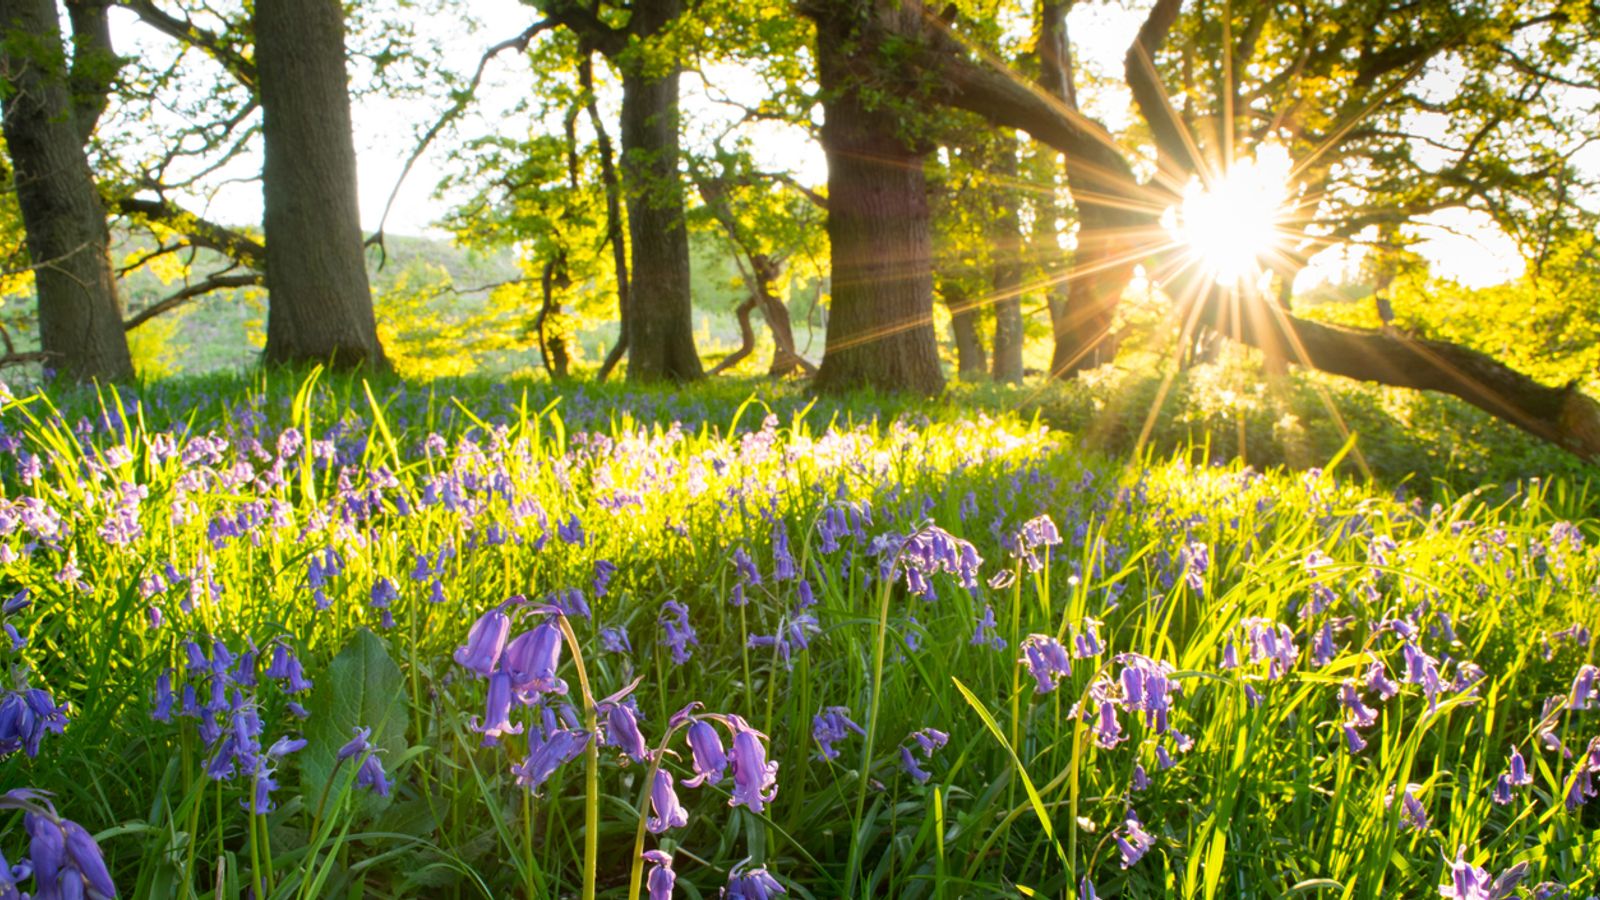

{"left": 301, "top": 628, "right": 409, "bottom": 817}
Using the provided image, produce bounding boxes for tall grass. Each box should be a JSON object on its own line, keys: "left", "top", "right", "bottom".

{"left": 0, "top": 369, "right": 1594, "bottom": 898}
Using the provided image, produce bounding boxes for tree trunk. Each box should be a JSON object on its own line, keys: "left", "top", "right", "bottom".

{"left": 0, "top": 0, "right": 132, "bottom": 381}
{"left": 537, "top": 253, "right": 571, "bottom": 379}
{"left": 617, "top": 0, "right": 701, "bottom": 383}
{"left": 990, "top": 137, "right": 1025, "bottom": 383}
{"left": 582, "top": 54, "right": 631, "bottom": 383}
{"left": 709, "top": 296, "right": 758, "bottom": 376}
{"left": 1193, "top": 287, "right": 1600, "bottom": 461}
{"left": 807, "top": 1, "right": 944, "bottom": 395}
{"left": 256, "top": 0, "right": 386, "bottom": 369}
{"left": 942, "top": 280, "right": 988, "bottom": 378}
{"left": 748, "top": 254, "right": 812, "bottom": 377}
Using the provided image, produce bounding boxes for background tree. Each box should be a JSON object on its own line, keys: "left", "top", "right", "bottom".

{"left": 0, "top": 0, "right": 132, "bottom": 379}
{"left": 255, "top": 0, "right": 386, "bottom": 368}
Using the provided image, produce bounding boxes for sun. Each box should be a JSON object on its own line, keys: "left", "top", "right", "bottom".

{"left": 1166, "top": 144, "right": 1294, "bottom": 286}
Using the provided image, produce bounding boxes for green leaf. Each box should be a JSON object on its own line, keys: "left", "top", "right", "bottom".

{"left": 301, "top": 628, "right": 408, "bottom": 816}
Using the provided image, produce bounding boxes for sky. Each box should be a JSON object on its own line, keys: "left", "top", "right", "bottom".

{"left": 119, "top": 0, "right": 1566, "bottom": 292}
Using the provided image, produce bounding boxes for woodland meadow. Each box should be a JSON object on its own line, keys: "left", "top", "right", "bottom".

{"left": 0, "top": 0, "right": 1598, "bottom": 898}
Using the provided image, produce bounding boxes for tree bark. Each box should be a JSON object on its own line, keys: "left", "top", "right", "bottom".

{"left": 805, "top": 0, "right": 944, "bottom": 395}
{"left": 989, "top": 137, "right": 1025, "bottom": 383}
{"left": 616, "top": 0, "right": 701, "bottom": 382}
{"left": 747, "top": 253, "right": 813, "bottom": 377}
{"left": 255, "top": 0, "right": 386, "bottom": 369}
{"left": 941, "top": 280, "right": 988, "bottom": 377}
{"left": 537, "top": 253, "right": 571, "bottom": 379}
{"left": 582, "top": 53, "right": 631, "bottom": 383}
{"left": 0, "top": 0, "right": 132, "bottom": 381}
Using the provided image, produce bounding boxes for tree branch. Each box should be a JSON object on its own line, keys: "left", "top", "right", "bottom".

{"left": 123, "top": 271, "right": 262, "bottom": 331}
{"left": 109, "top": 196, "right": 265, "bottom": 270}
{"left": 116, "top": 0, "right": 256, "bottom": 88}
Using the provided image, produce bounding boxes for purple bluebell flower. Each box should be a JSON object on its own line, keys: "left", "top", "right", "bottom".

{"left": 1131, "top": 764, "right": 1150, "bottom": 791}
{"left": 659, "top": 601, "right": 698, "bottom": 665}
{"left": 1179, "top": 541, "right": 1209, "bottom": 593}
{"left": 728, "top": 727, "right": 778, "bottom": 814}
{"left": 1019, "top": 635, "right": 1072, "bottom": 693}
{"left": 265, "top": 642, "right": 313, "bottom": 693}
{"left": 733, "top": 547, "right": 762, "bottom": 586}
{"left": 1116, "top": 809, "right": 1154, "bottom": 868}
{"left": 601, "top": 697, "right": 650, "bottom": 764}
{"left": 900, "top": 745, "right": 932, "bottom": 783}
{"left": 504, "top": 623, "right": 567, "bottom": 696}
{"left": 970, "top": 606, "right": 1005, "bottom": 650}
{"left": 683, "top": 718, "right": 728, "bottom": 787}
{"left": 601, "top": 626, "right": 632, "bottom": 654}
{"left": 642, "top": 850, "right": 675, "bottom": 900}
{"left": 1491, "top": 775, "right": 1513, "bottom": 806}
{"left": 1342, "top": 723, "right": 1367, "bottom": 754}
{"left": 514, "top": 726, "right": 590, "bottom": 791}
{"left": 355, "top": 753, "right": 390, "bottom": 796}
{"left": 646, "top": 768, "right": 688, "bottom": 833}
{"left": 21, "top": 806, "right": 118, "bottom": 900}
{"left": 1571, "top": 664, "right": 1598, "bottom": 709}
{"left": 0, "top": 688, "right": 69, "bottom": 759}
{"left": 724, "top": 861, "right": 786, "bottom": 899}
{"left": 772, "top": 522, "right": 797, "bottom": 582}
{"left": 1073, "top": 619, "right": 1104, "bottom": 658}
{"left": 454, "top": 608, "right": 511, "bottom": 677}
{"left": 1439, "top": 845, "right": 1528, "bottom": 900}
{"left": 1507, "top": 746, "right": 1532, "bottom": 786}
{"left": 592, "top": 560, "right": 618, "bottom": 598}
{"left": 1243, "top": 618, "right": 1298, "bottom": 680}
{"left": 151, "top": 672, "right": 175, "bottom": 722}
{"left": 1392, "top": 784, "right": 1429, "bottom": 830}
{"left": 3, "top": 623, "right": 22, "bottom": 652}
{"left": 1341, "top": 683, "right": 1377, "bottom": 728}
{"left": 811, "top": 707, "right": 864, "bottom": 761}
{"left": 796, "top": 579, "right": 815, "bottom": 609}
{"left": 473, "top": 671, "right": 525, "bottom": 744}
{"left": 1366, "top": 657, "right": 1400, "bottom": 700}
{"left": 337, "top": 727, "right": 372, "bottom": 761}
{"left": 1, "top": 588, "right": 28, "bottom": 615}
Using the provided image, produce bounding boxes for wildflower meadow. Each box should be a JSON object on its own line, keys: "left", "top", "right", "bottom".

{"left": 0, "top": 372, "right": 1596, "bottom": 899}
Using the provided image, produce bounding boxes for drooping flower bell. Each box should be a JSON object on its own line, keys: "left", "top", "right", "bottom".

{"left": 646, "top": 768, "right": 688, "bottom": 834}
{"left": 453, "top": 607, "right": 511, "bottom": 677}
{"left": 642, "top": 850, "right": 675, "bottom": 900}
{"left": 504, "top": 623, "right": 567, "bottom": 697}
{"left": 683, "top": 719, "right": 728, "bottom": 787}
{"left": 728, "top": 727, "right": 779, "bottom": 814}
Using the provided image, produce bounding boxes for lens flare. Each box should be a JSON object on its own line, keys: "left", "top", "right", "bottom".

{"left": 1167, "top": 144, "right": 1293, "bottom": 285}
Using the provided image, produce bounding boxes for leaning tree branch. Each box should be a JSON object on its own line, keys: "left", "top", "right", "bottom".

{"left": 1191, "top": 287, "right": 1600, "bottom": 463}
{"left": 123, "top": 271, "right": 262, "bottom": 331}
{"left": 109, "top": 196, "right": 265, "bottom": 270}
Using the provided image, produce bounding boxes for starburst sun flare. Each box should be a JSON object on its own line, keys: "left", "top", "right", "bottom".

{"left": 1165, "top": 143, "right": 1296, "bottom": 286}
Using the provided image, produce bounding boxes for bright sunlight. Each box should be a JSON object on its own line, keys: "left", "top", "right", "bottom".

{"left": 1166, "top": 143, "right": 1295, "bottom": 285}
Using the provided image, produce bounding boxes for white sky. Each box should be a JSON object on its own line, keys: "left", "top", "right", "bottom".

{"left": 140, "top": 0, "right": 1563, "bottom": 291}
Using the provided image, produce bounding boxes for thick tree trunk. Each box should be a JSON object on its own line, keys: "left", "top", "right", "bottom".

{"left": 617, "top": 0, "right": 701, "bottom": 383}
{"left": 1194, "top": 288, "right": 1600, "bottom": 461}
{"left": 256, "top": 0, "right": 386, "bottom": 369}
{"left": 990, "top": 138, "right": 1025, "bottom": 383}
{"left": 942, "top": 281, "right": 988, "bottom": 378}
{"left": 807, "top": 1, "right": 944, "bottom": 395}
{"left": 0, "top": 0, "right": 132, "bottom": 381}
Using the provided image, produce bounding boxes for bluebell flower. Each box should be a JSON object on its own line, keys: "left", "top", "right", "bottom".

{"left": 601, "top": 626, "right": 632, "bottom": 654}
{"left": 22, "top": 807, "right": 118, "bottom": 899}
{"left": 1342, "top": 723, "right": 1367, "bottom": 754}
{"left": 1, "top": 588, "right": 29, "bottom": 615}
{"left": 683, "top": 718, "right": 728, "bottom": 787}
{"left": 642, "top": 849, "right": 675, "bottom": 900}
{"left": 772, "top": 522, "right": 797, "bottom": 582}
{"left": 1073, "top": 618, "right": 1104, "bottom": 658}
{"left": 733, "top": 547, "right": 763, "bottom": 586}
{"left": 504, "top": 624, "right": 567, "bottom": 697}
{"left": 473, "top": 671, "right": 524, "bottom": 744}
{"left": 1392, "top": 784, "right": 1429, "bottom": 831}
{"left": 151, "top": 672, "right": 175, "bottom": 722}
{"left": 265, "top": 642, "right": 313, "bottom": 693}
{"left": 900, "top": 745, "right": 932, "bottom": 783}
{"left": 1571, "top": 664, "right": 1597, "bottom": 709}
{"left": 592, "top": 560, "right": 618, "bottom": 598}
{"left": 646, "top": 768, "right": 688, "bottom": 833}
{"left": 1178, "top": 541, "right": 1209, "bottom": 593}
{"left": 724, "top": 861, "right": 786, "bottom": 899}
{"left": 659, "top": 601, "right": 698, "bottom": 665}
{"left": 1116, "top": 809, "right": 1154, "bottom": 868}
{"left": 728, "top": 727, "right": 778, "bottom": 814}
{"left": 1439, "top": 845, "right": 1527, "bottom": 900}
{"left": 356, "top": 753, "right": 390, "bottom": 797}
{"left": 454, "top": 608, "right": 511, "bottom": 677}
{"left": 811, "top": 707, "right": 864, "bottom": 761}
{"left": 600, "top": 696, "right": 650, "bottom": 763}
{"left": 0, "top": 688, "right": 69, "bottom": 759}
{"left": 796, "top": 579, "right": 815, "bottom": 609}
{"left": 3, "top": 623, "right": 22, "bottom": 652}
{"left": 513, "top": 727, "right": 590, "bottom": 792}
{"left": 1340, "top": 683, "right": 1377, "bottom": 728}
{"left": 1020, "top": 635, "right": 1072, "bottom": 693}
{"left": 1131, "top": 764, "right": 1150, "bottom": 792}
{"left": 970, "top": 606, "right": 1005, "bottom": 650}
{"left": 337, "top": 727, "right": 372, "bottom": 761}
